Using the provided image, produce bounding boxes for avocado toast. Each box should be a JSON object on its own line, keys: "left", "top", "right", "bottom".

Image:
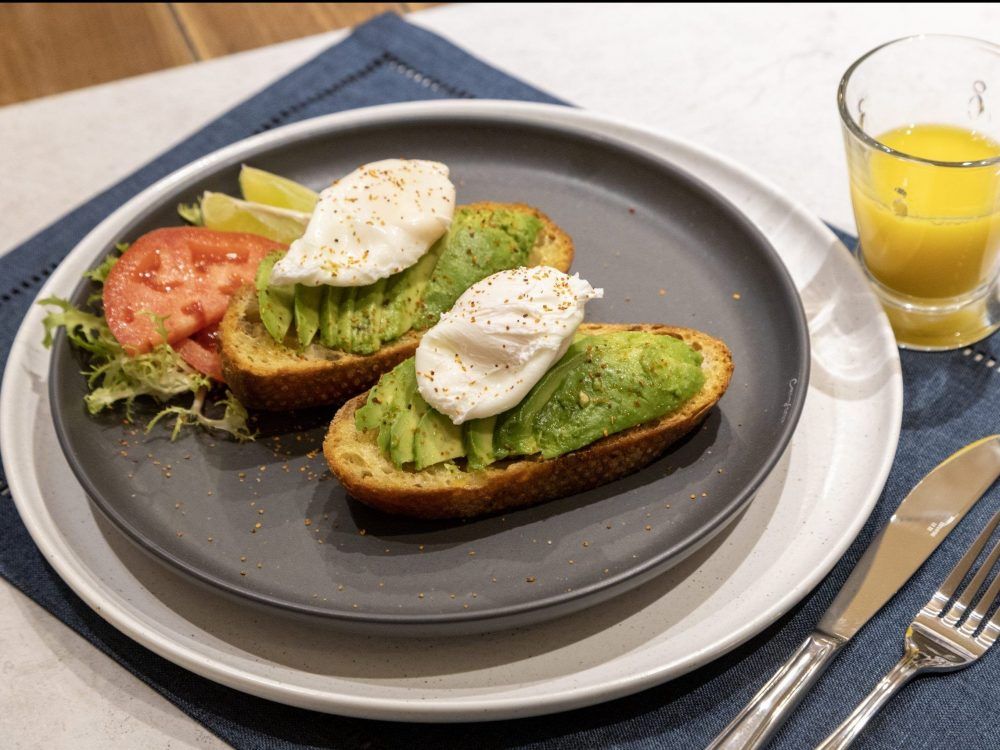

{"left": 221, "top": 202, "right": 574, "bottom": 410}
{"left": 325, "top": 324, "right": 733, "bottom": 519}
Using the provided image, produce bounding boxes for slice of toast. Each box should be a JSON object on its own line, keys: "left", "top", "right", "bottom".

{"left": 324, "top": 324, "right": 734, "bottom": 519}
{"left": 220, "top": 202, "right": 574, "bottom": 411}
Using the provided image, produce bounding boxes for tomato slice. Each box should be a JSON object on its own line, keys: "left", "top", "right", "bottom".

{"left": 174, "top": 323, "right": 224, "bottom": 382}
{"left": 103, "top": 227, "right": 284, "bottom": 353}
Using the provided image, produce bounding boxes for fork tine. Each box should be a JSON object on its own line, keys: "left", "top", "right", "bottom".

{"left": 943, "top": 532, "right": 1000, "bottom": 626}
{"left": 977, "top": 582, "right": 1000, "bottom": 648}
{"left": 926, "top": 510, "right": 1000, "bottom": 618}
{"left": 959, "top": 537, "right": 1000, "bottom": 640}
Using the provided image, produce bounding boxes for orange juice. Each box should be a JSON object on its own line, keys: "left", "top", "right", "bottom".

{"left": 849, "top": 124, "right": 1000, "bottom": 299}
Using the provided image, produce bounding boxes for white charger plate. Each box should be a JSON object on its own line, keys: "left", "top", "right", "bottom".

{"left": 0, "top": 101, "right": 902, "bottom": 722}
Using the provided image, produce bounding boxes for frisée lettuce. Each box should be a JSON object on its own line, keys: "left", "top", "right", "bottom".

{"left": 40, "top": 253, "right": 254, "bottom": 442}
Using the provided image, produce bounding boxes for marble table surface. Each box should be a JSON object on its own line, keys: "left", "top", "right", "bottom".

{"left": 2, "top": 3, "right": 997, "bottom": 747}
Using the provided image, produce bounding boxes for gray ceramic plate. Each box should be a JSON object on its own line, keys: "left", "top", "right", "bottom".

{"left": 50, "top": 113, "right": 808, "bottom": 636}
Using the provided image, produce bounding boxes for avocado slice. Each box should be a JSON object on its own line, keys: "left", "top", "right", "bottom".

{"left": 380, "top": 240, "right": 444, "bottom": 342}
{"left": 377, "top": 411, "right": 395, "bottom": 456}
{"left": 415, "top": 207, "right": 542, "bottom": 329}
{"left": 389, "top": 399, "right": 426, "bottom": 467}
{"left": 293, "top": 284, "right": 324, "bottom": 348}
{"left": 256, "top": 252, "right": 294, "bottom": 343}
{"left": 357, "top": 360, "right": 423, "bottom": 462}
{"left": 532, "top": 332, "right": 705, "bottom": 459}
{"left": 355, "top": 359, "right": 408, "bottom": 431}
{"left": 463, "top": 416, "right": 497, "bottom": 470}
{"left": 349, "top": 278, "right": 387, "bottom": 355}
{"left": 319, "top": 285, "right": 343, "bottom": 348}
{"left": 336, "top": 287, "right": 356, "bottom": 349}
{"left": 494, "top": 336, "right": 597, "bottom": 458}
{"left": 414, "top": 407, "right": 466, "bottom": 470}
{"left": 382, "top": 362, "right": 423, "bottom": 465}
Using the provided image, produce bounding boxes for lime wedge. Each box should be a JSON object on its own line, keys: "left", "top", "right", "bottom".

{"left": 200, "top": 192, "right": 310, "bottom": 244}
{"left": 239, "top": 166, "right": 319, "bottom": 213}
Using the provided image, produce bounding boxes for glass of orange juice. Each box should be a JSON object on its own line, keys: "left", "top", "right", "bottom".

{"left": 839, "top": 35, "right": 1000, "bottom": 350}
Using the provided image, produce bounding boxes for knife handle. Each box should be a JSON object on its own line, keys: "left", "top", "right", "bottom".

{"left": 706, "top": 631, "right": 844, "bottom": 750}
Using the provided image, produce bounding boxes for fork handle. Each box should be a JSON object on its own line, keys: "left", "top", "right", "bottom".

{"left": 707, "top": 631, "right": 845, "bottom": 750}
{"left": 814, "top": 651, "right": 921, "bottom": 750}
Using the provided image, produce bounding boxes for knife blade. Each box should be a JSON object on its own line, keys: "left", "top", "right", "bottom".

{"left": 707, "top": 434, "right": 1000, "bottom": 750}
{"left": 818, "top": 434, "right": 1000, "bottom": 640}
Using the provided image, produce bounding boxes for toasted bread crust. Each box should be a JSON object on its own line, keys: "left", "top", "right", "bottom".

{"left": 324, "top": 324, "right": 734, "bottom": 519}
{"left": 220, "top": 202, "right": 574, "bottom": 411}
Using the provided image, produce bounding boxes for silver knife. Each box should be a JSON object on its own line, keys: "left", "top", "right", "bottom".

{"left": 707, "top": 434, "right": 1000, "bottom": 750}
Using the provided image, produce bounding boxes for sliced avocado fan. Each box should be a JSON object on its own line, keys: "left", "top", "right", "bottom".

{"left": 355, "top": 332, "right": 706, "bottom": 472}
{"left": 257, "top": 205, "right": 543, "bottom": 353}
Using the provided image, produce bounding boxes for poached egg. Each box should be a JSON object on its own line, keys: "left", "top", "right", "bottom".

{"left": 415, "top": 267, "right": 603, "bottom": 425}
{"left": 269, "top": 159, "right": 455, "bottom": 287}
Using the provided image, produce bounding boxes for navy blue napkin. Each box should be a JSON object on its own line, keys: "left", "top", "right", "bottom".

{"left": 1, "top": 13, "right": 998, "bottom": 750}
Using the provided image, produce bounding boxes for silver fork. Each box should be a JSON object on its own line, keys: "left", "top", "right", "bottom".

{"left": 816, "top": 510, "right": 1000, "bottom": 749}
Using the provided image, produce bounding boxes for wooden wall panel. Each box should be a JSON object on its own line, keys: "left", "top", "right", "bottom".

{"left": 171, "top": 3, "right": 407, "bottom": 58}
{"left": 0, "top": 3, "right": 195, "bottom": 105}
{"left": 0, "top": 3, "right": 443, "bottom": 104}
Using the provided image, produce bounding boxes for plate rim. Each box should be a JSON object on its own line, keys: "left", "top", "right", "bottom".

{"left": 0, "top": 99, "right": 903, "bottom": 721}
{"left": 45, "top": 107, "right": 811, "bottom": 628}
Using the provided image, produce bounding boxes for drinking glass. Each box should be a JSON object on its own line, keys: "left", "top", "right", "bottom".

{"left": 839, "top": 35, "right": 1000, "bottom": 350}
